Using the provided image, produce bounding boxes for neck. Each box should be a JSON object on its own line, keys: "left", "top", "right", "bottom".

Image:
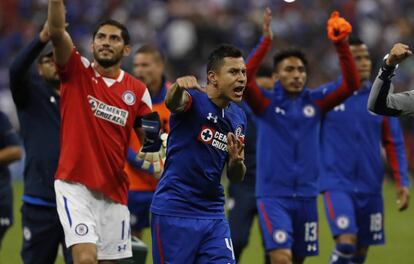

{"left": 149, "top": 77, "right": 163, "bottom": 97}
{"left": 206, "top": 84, "right": 229, "bottom": 108}
{"left": 93, "top": 62, "right": 121, "bottom": 79}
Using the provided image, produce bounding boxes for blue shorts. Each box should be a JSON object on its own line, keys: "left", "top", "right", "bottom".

{"left": 128, "top": 191, "right": 153, "bottom": 231}
{"left": 21, "top": 202, "right": 72, "bottom": 264}
{"left": 257, "top": 197, "right": 319, "bottom": 257}
{"left": 151, "top": 214, "right": 236, "bottom": 264}
{"left": 0, "top": 186, "right": 13, "bottom": 246}
{"left": 323, "top": 191, "right": 385, "bottom": 246}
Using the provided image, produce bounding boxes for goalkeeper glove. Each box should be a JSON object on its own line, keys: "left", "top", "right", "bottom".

{"left": 135, "top": 133, "right": 168, "bottom": 179}
{"left": 327, "top": 11, "right": 352, "bottom": 43}
{"left": 141, "top": 112, "right": 162, "bottom": 152}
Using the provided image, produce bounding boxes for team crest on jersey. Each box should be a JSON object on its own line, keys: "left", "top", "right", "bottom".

{"left": 75, "top": 223, "right": 89, "bottom": 236}
{"left": 234, "top": 125, "right": 245, "bottom": 143}
{"left": 198, "top": 125, "right": 228, "bottom": 152}
{"left": 88, "top": 95, "right": 129, "bottom": 126}
{"left": 273, "top": 230, "right": 287, "bottom": 244}
{"left": 336, "top": 216, "right": 350, "bottom": 229}
{"left": 122, "top": 90, "right": 136, "bottom": 106}
{"left": 303, "top": 105, "right": 315, "bottom": 117}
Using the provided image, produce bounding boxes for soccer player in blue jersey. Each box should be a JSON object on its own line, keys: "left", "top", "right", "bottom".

{"left": 245, "top": 9, "right": 360, "bottom": 264}
{"left": 319, "top": 36, "right": 410, "bottom": 264}
{"left": 227, "top": 65, "right": 273, "bottom": 264}
{"left": 0, "top": 111, "right": 22, "bottom": 249}
{"left": 150, "top": 44, "right": 247, "bottom": 264}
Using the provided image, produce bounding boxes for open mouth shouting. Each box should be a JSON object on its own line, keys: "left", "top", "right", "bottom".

{"left": 233, "top": 86, "right": 245, "bottom": 98}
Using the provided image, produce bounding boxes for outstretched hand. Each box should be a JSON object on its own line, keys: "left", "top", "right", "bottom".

{"left": 39, "top": 22, "right": 50, "bottom": 43}
{"left": 227, "top": 132, "right": 244, "bottom": 164}
{"left": 175, "top": 76, "right": 204, "bottom": 92}
{"left": 386, "top": 43, "right": 412, "bottom": 67}
{"left": 262, "top": 7, "right": 273, "bottom": 39}
{"left": 326, "top": 11, "right": 352, "bottom": 43}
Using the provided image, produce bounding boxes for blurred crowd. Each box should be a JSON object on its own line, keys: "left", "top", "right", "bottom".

{"left": 0, "top": 0, "right": 413, "bottom": 171}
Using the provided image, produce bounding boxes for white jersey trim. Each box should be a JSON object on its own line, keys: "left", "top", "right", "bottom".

{"left": 141, "top": 88, "right": 153, "bottom": 110}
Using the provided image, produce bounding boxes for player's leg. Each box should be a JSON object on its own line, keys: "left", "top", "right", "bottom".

{"left": 323, "top": 191, "right": 358, "bottom": 264}
{"left": 351, "top": 246, "right": 368, "bottom": 264}
{"left": 97, "top": 196, "right": 132, "bottom": 262}
{"left": 128, "top": 191, "right": 153, "bottom": 239}
{"left": 151, "top": 213, "right": 202, "bottom": 264}
{"left": 54, "top": 180, "right": 100, "bottom": 263}
{"left": 227, "top": 184, "right": 256, "bottom": 261}
{"left": 291, "top": 197, "right": 319, "bottom": 264}
{"left": 257, "top": 197, "right": 294, "bottom": 264}
{"left": 20, "top": 203, "right": 73, "bottom": 264}
{"left": 352, "top": 193, "right": 384, "bottom": 264}
{"left": 0, "top": 185, "right": 13, "bottom": 249}
{"left": 196, "top": 218, "right": 236, "bottom": 264}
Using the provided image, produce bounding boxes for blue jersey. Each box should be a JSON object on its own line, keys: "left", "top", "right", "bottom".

{"left": 319, "top": 79, "right": 409, "bottom": 193}
{"left": 244, "top": 36, "right": 360, "bottom": 198}
{"left": 0, "top": 111, "right": 20, "bottom": 194}
{"left": 151, "top": 89, "right": 247, "bottom": 219}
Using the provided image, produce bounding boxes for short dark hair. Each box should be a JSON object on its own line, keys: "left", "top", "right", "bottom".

{"left": 207, "top": 44, "right": 243, "bottom": 73}
{"left": 256, "top": 65, "right": 273, "bottom": 78}
{"left": 273, "top": 48, "right": 308, "bottom": 72}
{"left": 93, "top": 19, "right": 130, "bottom": 45}
{"left": 348, "top": 35, "right": 364, "bottom": 46}
{"left": 135, "top": 45, "right": 165, "bottom": 63}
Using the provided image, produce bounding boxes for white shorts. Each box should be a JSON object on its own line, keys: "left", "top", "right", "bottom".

{"left": 55, "top": 180, "right": 132, "bottom": 260}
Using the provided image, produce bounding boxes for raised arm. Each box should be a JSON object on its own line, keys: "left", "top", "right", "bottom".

{"left": 315, "top": 11, "right": 360, "bottom": 114}
{"left": 9, "top": 24, "right": 50, "bottom": 106}
{"left": 165, "top": 76, "right": 203, "bottom": 113}
{"left": 48, "top": 0, "right": 74, "bottom": 66}
{"left": 367, "top": 43, "right": 414, "bottom": 116}
{"left": 381, "top": 117, "right": 410, "bottom": 211}
{"left": 244, "top": 8, "right": 272, "bottom": 115}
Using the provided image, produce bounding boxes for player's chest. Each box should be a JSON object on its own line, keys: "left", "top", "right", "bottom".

{"left": 195, "top": 107, "right": 244, "bottom": 152}
{"left": 266, "top": 98, "right": 320, "bottom": 125}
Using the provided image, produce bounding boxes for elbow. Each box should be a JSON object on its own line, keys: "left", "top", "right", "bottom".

{"left": 48, "top": 27, "right": 65, "bottom": 42}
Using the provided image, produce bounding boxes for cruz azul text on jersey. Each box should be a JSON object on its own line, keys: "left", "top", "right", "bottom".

{"left": 88, "top": 95, "right": 129, "bottom": 126}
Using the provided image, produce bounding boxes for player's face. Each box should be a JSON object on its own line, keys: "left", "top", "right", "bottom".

{"left": 274, "top": 57, "right": 307, "bottom": 94}
{"left": 350, "top": 44, "right": 371, "bottom": 82}
{"left": 37, "top": 56, "right": 59, "bottom": 83}
{"left": 214, "top": 57, "right": 246, "bottom": 103}
{"left": 92, "top": 25, "right": 130, "bottom": 68}
{"left": 133, "top": 53, "right": 164, "bottom": 89}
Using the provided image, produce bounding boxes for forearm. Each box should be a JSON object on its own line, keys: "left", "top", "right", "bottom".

{"left": 336, "top": 41, "right": 360, "bottom": 93}
{"left": 0, "top": 146, "right": 22, "bottom": 166}
{"left": 165, "top": 83, "right": 189, "bottom": 113}
{"left": 316, "top": 42, "right": 360, "bottom": 113}
{"left": 245, "top": 36, "right": 272, "bottom": 114}
{"left": 48, "top": 0, "right": 66, "bottom": 40}
{"left": 10, "top": 35, "right": 47, "bottom": 81}
{"left": 368, "top": 65, "right": 414, "bottom": 116}
{"left": 227, "top": 160, "right": 246, "bottom": 183}
{"left": 48, "top": 0, "right": 73, "bottom": 66}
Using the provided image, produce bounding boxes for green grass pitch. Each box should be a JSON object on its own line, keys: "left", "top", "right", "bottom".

{"left": 1, "top": 180, "right": 413, "bottom": 264}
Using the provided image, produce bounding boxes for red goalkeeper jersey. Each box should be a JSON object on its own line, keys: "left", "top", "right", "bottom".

{"left": 55, "top": 49, "right": 152, "bottom": 204}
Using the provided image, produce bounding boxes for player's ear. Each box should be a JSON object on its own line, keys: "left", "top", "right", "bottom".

{"left": 272, "top": 71, "right": 279, "bottom": 82}
{"left": 207, "top": 70, "right": 218, "bottom": 87}
{"left": 123, "top": 45, "right": 131, "bottom": 57}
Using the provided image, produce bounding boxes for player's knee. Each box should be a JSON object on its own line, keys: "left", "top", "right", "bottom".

{"left": 269, "top": 249, "right": 292, "bottom": 264}
{"left": 72, "top": 244, "right": 97, "bottom": 264}
{"left": 336, "top": 234, "right": 357, "bottom": 245}
{"left": 75, "top": 252, "right": 97, "bottom": 264}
